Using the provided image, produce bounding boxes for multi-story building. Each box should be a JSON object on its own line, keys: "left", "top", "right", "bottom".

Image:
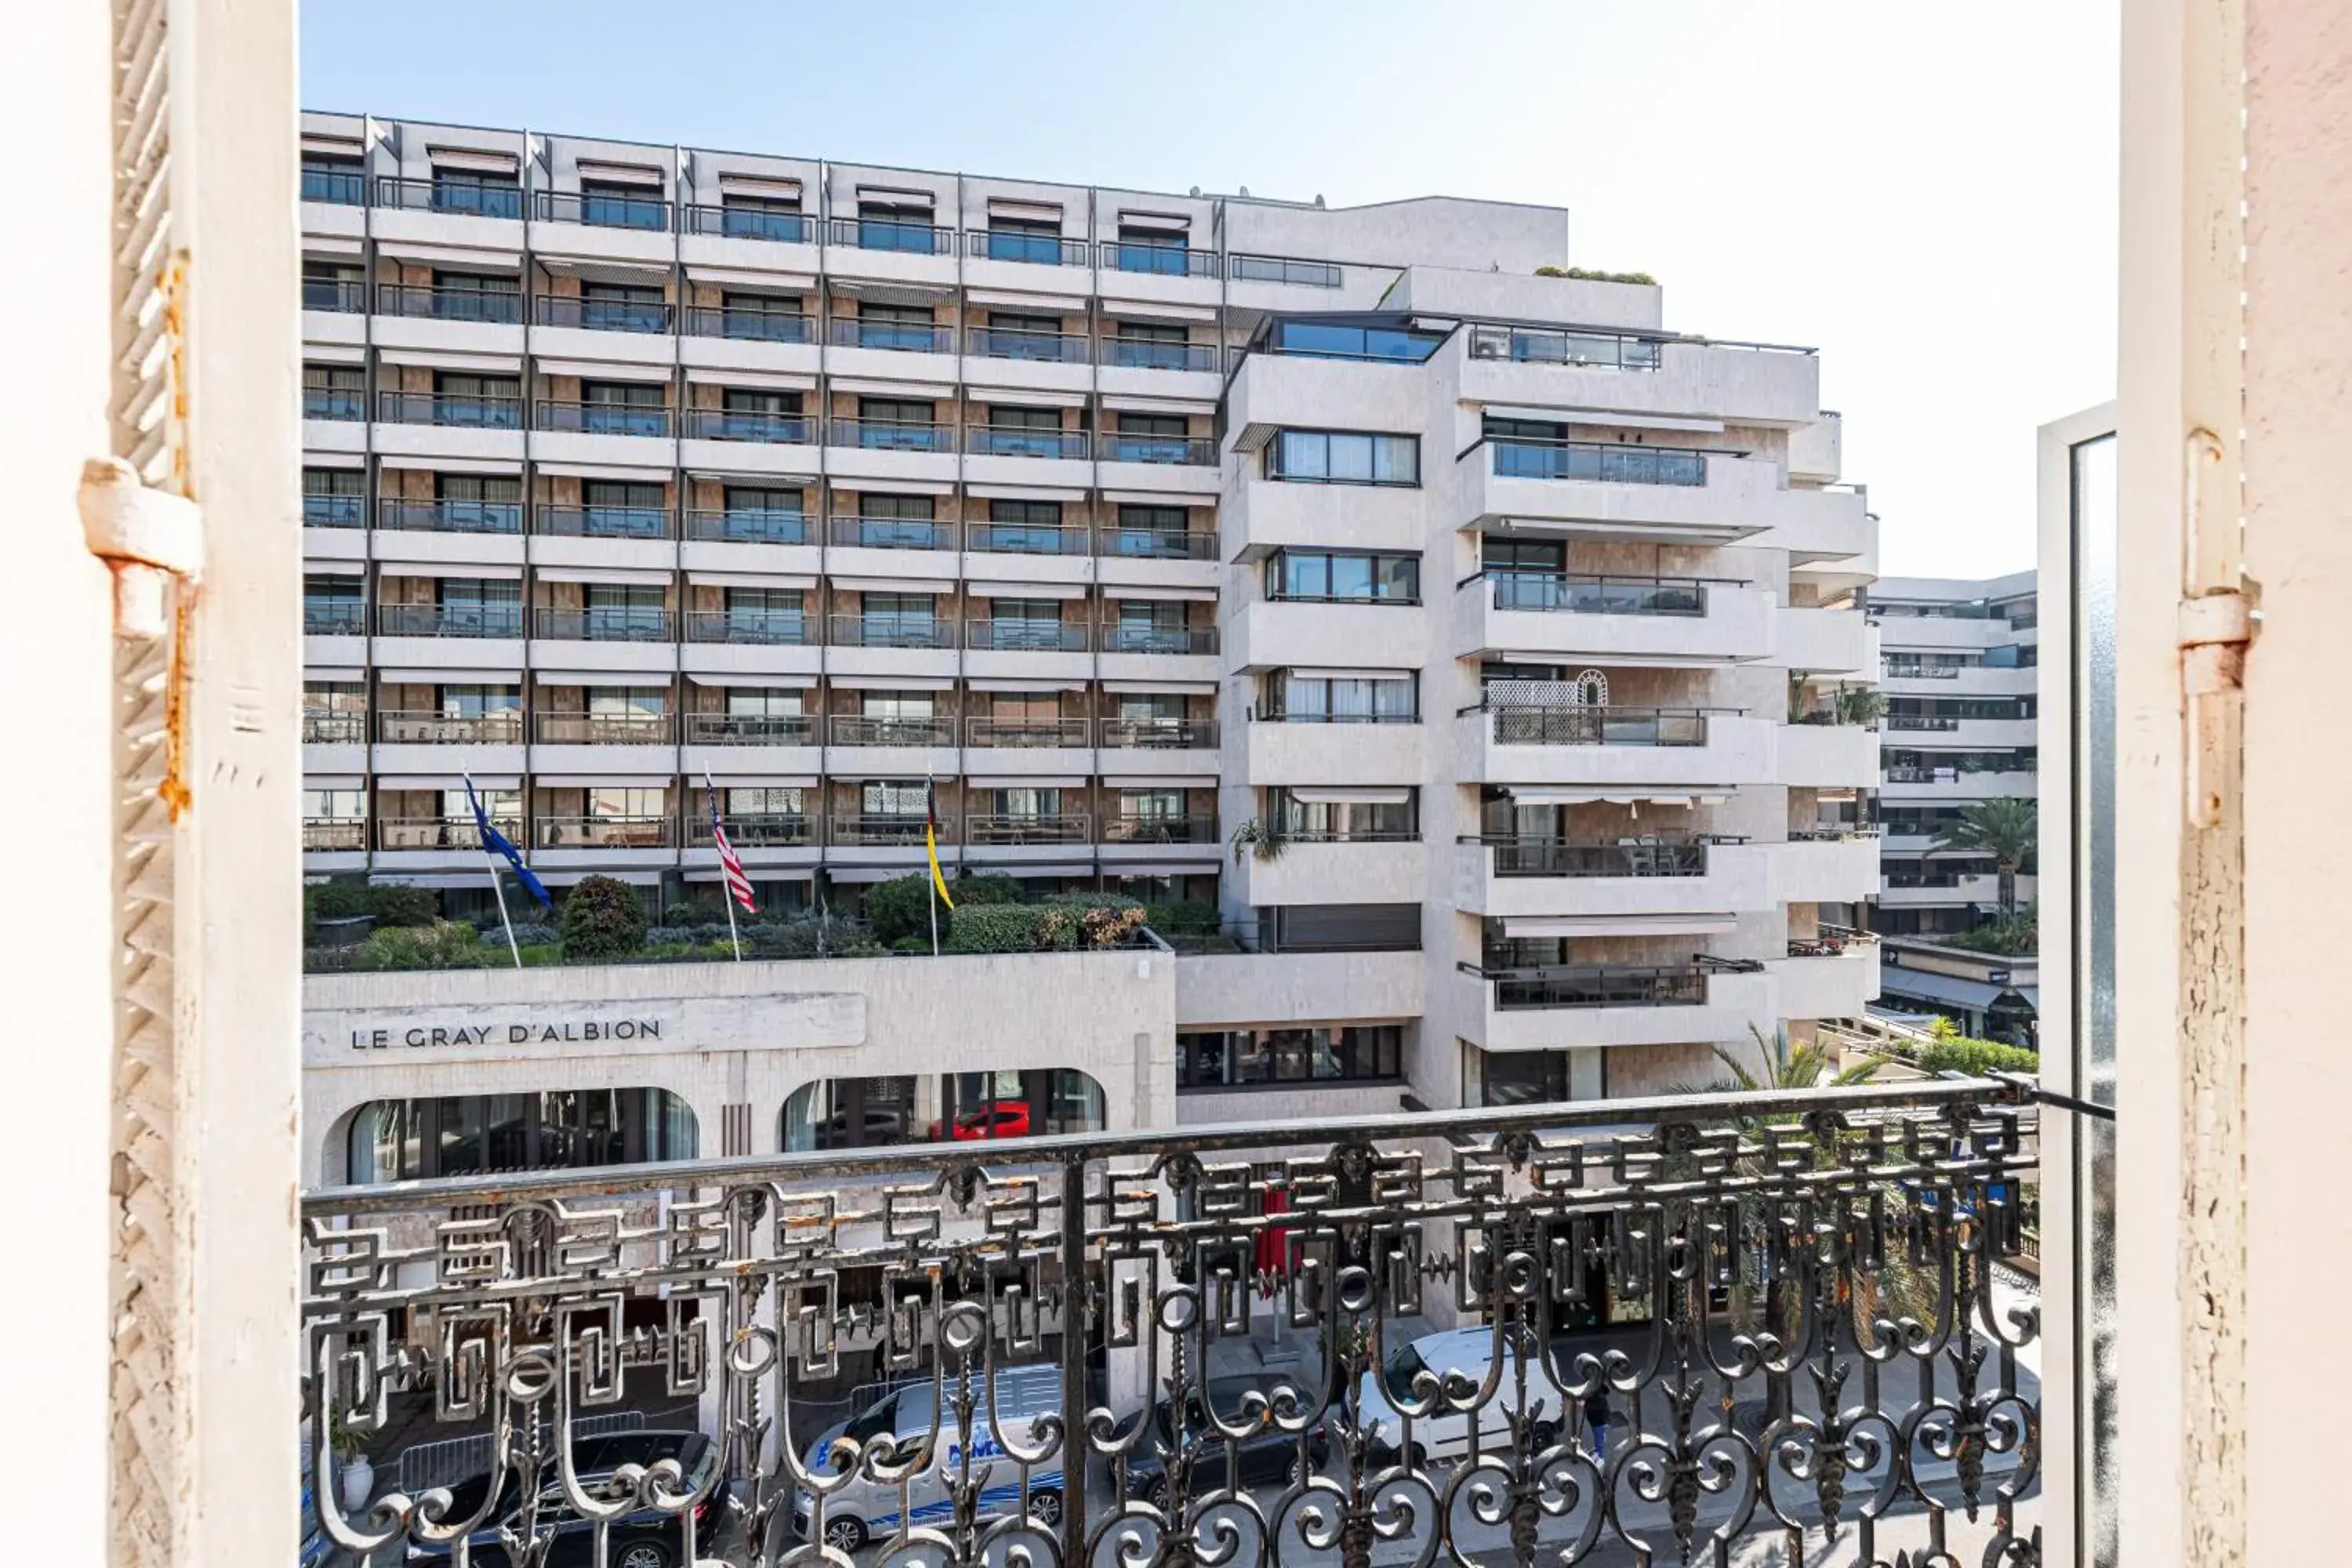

{"left": 1867, "top": 571, "right": 2038, "bottom": 938}
{"left": 296, "top": 111, "right": 1881, "bottom": 1178}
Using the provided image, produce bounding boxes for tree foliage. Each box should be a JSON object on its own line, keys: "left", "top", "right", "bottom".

{"left": 558, "top": 875, "right": 646, "bottom": 961}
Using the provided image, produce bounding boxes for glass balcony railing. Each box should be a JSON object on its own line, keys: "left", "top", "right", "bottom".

{"left": 1099, "top": 433, "right": 1215, "bottom": 466}
{"left": 966, "top": 521, "right": 1087, "bottom": 555}
{"left": 532, "top": 711, "right": 676, "bottom": 745}
{"left": 826, "top": 419, "right": 953, "bottom": 453}
{"left": 374, "top": 710, "right": 524, "bottom": 745}
{"left": 963, "top": 717, "right": 1092, "bottom": 749}
{"left": 535, "top": 189, "right": 671, "bottom": 230}
{"left": 680, "top": 306, "right": 815, "bottom": 343}
{"left": 680, "top": 204, "right": 815, "bottom": 244}
{"left": 826, "top": 715, "right": 956, "bottom": 747}
{"left": 1466, "top": 322, "right": 1666, "bottom": 369}
{"left": 299, "top": 166, "right": 365, "bottom": 206}
{"left": 683, "top": 508, "right": 809, "bottom": 545}
{"left": 1105, "top": 240, "right": 1218, "bottom": 277}
{"left": 966, "top": 327, "right": 1089, "bottom": 363}
{"left": 1471, "top": 836, "right": 1711, "bottom": 878}
{"left": 374, "top": 176, "right": 524, "bottom": 219}
{"left": 533, "top": 506, "right": 672, "bottom": 540}
{"left": 1099, "top": 625, "right": 1217, "bottom": 656}
{"left": 1102, "top": 524, "right": 1216, "bottom": 561}
{"left": 374, "top": 283, "right": 524, "bottom": 324}
{"left": 534, "top": 295, "right": 673, "bottom": 333}
{"left": 967, "top": 426, "right": 1088, "bottom": 460}
{"left": 374, "top": 604, "right": 525, "bottom": 639}
{"left": 969, "top": 230, "right": 1090, "bottom": 266}
{"left": 301, "top": 278, "right": 365, "bottom": 313}
{"left": 534, "top": 401, "right": 673, "bottom": 438}
{"left": 683, "top": 609, "right": 810, "bottom": 646}
{"left": 375, "top": 499, "right": 522, "bottom": 535}
{"left": 826, "top": 615, "right": 952, "bottom": 650}
{"left": 683, "top": 408, "right": 814, "bottom": 445}
{"left": 1228, "top": 253, "right": 1342, "bottom": 288}
{"left": 301, "top": 602, "right": 366, "bottom": 635}
{"left": 1097, "top": 717, "right": 1217, "bottom": 749}
{"left": 303, "top": 390, "right": 365, "bottom": 422}
{"left": 1482, "top": 705, "right": 1715, "bottom": 746}
{"left": 300, "top": 1079, "right": 2042, "bottom": 1568}
{"left": 1489, "top": 438, "right": 1708, "bottom": 486}
{"left": 1483, "top": 571, "right": 1711, "bottom": 615}
{"left": 828, "top": 215, "right": 956, "bottom": 254}
{"left": 1100, "top": 338, "right": 1221, "bottom": 372}
{"left": 301, "top": 494, "right": 365, "bottom": 528}
{"left": 374, "top": 391, "right": 524, "bottom": 430}
{"left": 1102, "top": 813, "right": 1218, "bottom": 843}
{"left": 534, "top": 815, "right": 675, "bottom": 848}
{"left": 681, "top": 712, "right": 816, "bottom": 746}
{"left": 826, "top": 515, "right": 954, "bottom": 550}
{"left": 965, "top": 619, "right": 1087, "bottom": 652}
{"left": 531, "top": 607, "right": 673, "bottom": 642}
{"left": 965, "top": 812, "right": 1090, "bottom": 844}
{"left": 827, "top": 319, "right": 956, "bottom": 354}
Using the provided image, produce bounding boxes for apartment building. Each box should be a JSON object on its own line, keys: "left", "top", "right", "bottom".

{"left": 1867, "top": 572, "right": 2038, "bottom": 938}
{"left": 296, "top": 111, "right": 1881, "bottom": 1177}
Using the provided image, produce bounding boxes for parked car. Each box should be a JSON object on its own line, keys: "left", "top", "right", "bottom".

{"left": 927, "top": 1100, "right": 1031, "bottom": 1142}
{"left": 404, "top": 1429, "right": 727, "bottom": 1568}
{"left": 1117, "top": 1373, "right": 1330, "bottom": 1508}
{"left": 1348, "top": 1328, "right": 1560, "bottom": 1465}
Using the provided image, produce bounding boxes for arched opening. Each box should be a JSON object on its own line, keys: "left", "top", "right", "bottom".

{"left": 781, "top": 1069, "right": 1106, "bottom": 1152}
{"left": 343, "top": 1087, "right": 698, "bottom": 1184}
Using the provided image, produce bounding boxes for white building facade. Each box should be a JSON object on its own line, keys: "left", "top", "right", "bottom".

{"left": 297, "top": 112, "right": 1882, "bottom": 1178}
{"left": 1867, "top": 570, "right": 2038, "bottom": 938}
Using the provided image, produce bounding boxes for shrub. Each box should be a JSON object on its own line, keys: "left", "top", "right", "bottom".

{"left": 1144, "top": 899, "right": 1220, "bottom": 935}
{"left": 1911, "top": 1036, "right": 2040, "bottom": 1076}
{"left": 1045, "top": 892, "right": 1145, "bottom": 949}
{"left": 350, "top": 920, "right": 492, "bottom": 971}
{"left": 891, "top": 935, "right": 931, "bottom": 954}
{"left": 368, "top": 883, "right": 437, "bottom": 928}
{"left": 644, "top": 925, "right": 697, "bottom": 946}
{"left": 951, "top": 872, "right": 1024, "bottom": 906}
{"left": 945, "top": 904, "right": 1052, "bottom": 954}
{"left": 304, "top": 876, "right": 436, "bottom": 938}
{"left": 1535, "top": 264, "right": 1657, "bottom": 285}
{"left": 741, "top": 912, "right": 880, "bottom": 960}
{"left": 504, "top": 921, "right": 558, "bottom": 948}
{"left": 559, "top": 875, "right": 647, "bottom": 961}
{"left": 662, "top": 901, "right": 703, "bottom": 928}
{"left": 862, "top": 874, "right": 945, "bottom": 946}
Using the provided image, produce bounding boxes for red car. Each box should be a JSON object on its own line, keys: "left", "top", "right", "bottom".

{"left": 927, "top": 1100, "right": 1031, "bottom": 1142}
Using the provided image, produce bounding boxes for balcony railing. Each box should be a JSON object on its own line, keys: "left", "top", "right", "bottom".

{"left": 828, "top": 318, "right": 956, "bottom": 354}
{"left": 533, "top": 711, "right": 676, "bottom": 745}
{"left": 374, "top": 390, "right": 524, "bottom": 429}
{"left": 968, "top": 426, "right": 1089, "bottom": 460}
{"left": 1228, "top": 252, "right": 1344, "bottom": 287}
{"left": 534, "top": 815, "right": 675, "bottom": 848}
{"left": 1101, "top": 338, "right": 1221, "bottom": 372}
{"left": 1098, "top": 717, "right": 1218, "bottom": 749}
{"left": 828, "top": 813, "right": 936, "bottom": 844}
{"left": 534, "top": 294, "right": 673, "bottom": 333}
{"left": 682, "top": 608, "right": 811, "bottom": 645}
{"left": 535, "top": 188, "right": 672, "bottom": 230}
{"left": 968, "top": 229, "right": 1091, "bottom": 266}
{"left": 826, "top": 514, "right": 955, "bottom": 550}
{"left": 966, "top": 812, "right": 1091, "bottom": 844}
{"left": 1466, "top": 322, "right": 1667, "bottom": 369}
{"left": 1099, "top": 625, "right": 1218, "bottom": 656}
{"left": 688, "top": 813, "right": 812, "bottom": 848}
{"left": 1481, "top": 569, "right": 1713, "bottom": 615}
{"left": 302, "top": 494, "right": 365, "bottom": 528}
{"left": 826, "top": 714, "right": 956, "bottom": 747}
{"left": 682, "top": 408, "right": 815, "bottom": 445}
{"left": 682, "top": 712, "right": 816, "bottom": 746}
{"left": 1471, "top": 836, "right": 1711, "bottom": 877}
{"left": 373, "top": 176, "right": 523, "bottom": 219}
{"left": 679, "top": 203, "right": 815, "bottom": 243}
{"left": 302, "top": 278, "right": 365, "bottom": 313}
{"left": 375, "top": 816, "right": 499, "bottom": 851}
{"left": 374, "top": 283, "right": 524, "bottom": 324}
{"left": 299, "top": 1077, "right": 2042, "bottom": 1568}
{"left": 826, "top": 418, "right": 953, "bottom": 452}
{"left": 1099, "top": 432, "right": 1216, "bottom": 466}
{"left": 1886, "top": 663, "right": 1967, "bottom": 680}
{"left": 1102, "top": 813, "right": 1218, "bottom": 843}
{"left": 299, "top": 165, "right": 365, "bottom": 205}
{"left": 966, "top": 521, "right": 1089, "bottom": 555}
{"left": 535, "top": 401, "right": 673, "bottom": 438}
{"left": 828, "top": 215, "right": 956, "bottom": 253}
{"left": 684, "top": 507, "right": 809, "bottom": 545}
{"left": 1103, "top": 239, "right": 1219, "bottom": 276}
{"left": 1488, "top": 437, "right": 1708, "bottom": 486}
{"left": 1481, "top": 704, "right": 1716, "bottom": 746}
{"left": 1100, "top": 524, "right": 1218, "bottom": 561}
{"left": 966, "top": 327, "right": 1090, "bottom": 363}
{"left": 533, "top": 505, "right": 673, "bottom": 540}
{"left": 680, "top": 305, "right": 815, "bottom": 343}
{"left": 532, "top": 607, "right": 674, "bottom": 641}
{"left": 376, "top": 710, "right": 524, "bottom": 745}
{"left": 374, "top": 604, "right": 525, "bottom": 639}
{"left": 375, "top": 498, "right": 523, "bottom": 534}
{"left": 301, "top": 712, "right": 366, "bottom": 745}
{"left": 964, "top": 717, "right": 1091, "bottom": 748}
{"left": 1467, "top": 960, "right": 1715, "bottom": 1010}
{"left": 302, "top": 602, "right": 366, "bottom": 635}
{"left": 1886, "top": 715, "right": 1965, "bottom": 732}
{"left": 302, "top": 818, "right": 366, "bottom": 851}
{"left": 303, "top": 389, "right": 365, "bottom": 422}
{"left": 827, "top": 614, "right": 953, "bottom": 650}
{"left": 965, "top": 619, "right": 1088, "bottom": 652}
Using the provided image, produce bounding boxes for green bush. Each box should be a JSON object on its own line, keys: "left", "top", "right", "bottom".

{"left": 662, "top": 901, "right": 704, "bottom": 928}
{"left": 1535, "top": 264, "right": 1657, "bottom": 285}
{"left": 1144, "top": 899, "right": 1220, "bottom": 935}
{"left": 890, "top": 935, "right": 931, "bottom": 954}
{"left": 1910, "top": 1036, "right": 2040, "bottom": 1076}
{"left": 303, "top": 876, "right": 437, "bottom": 940}
{"left": 952, "top": 872, "right": 1024, "bottom": 906}
{"left": 368, "top": 883, "right": 437, "bottom": 928}
{"left": 945, "top": 904, "right": 1052, "bottom": 954}
{"left": 741, "top": 912, "right": 879, "bottom": 959}
{"left": 861, "top": 874, "right": 946, "bottom": 946}
{"left": 559, "top": 875, "right": 646, "bottom": 961}
{"left": 349, "top": 920, "right": 491, "bottom": 971}
{"left": 1044, "top": 893, "right": 1145, "bottom": 949}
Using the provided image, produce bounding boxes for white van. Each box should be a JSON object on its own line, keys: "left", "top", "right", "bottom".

{"left": 791, "top": 1365, "right": 1065, "bottom": 1552}
{"left": 1346, "top": 1327, "right": 1563, "bottom": 1464}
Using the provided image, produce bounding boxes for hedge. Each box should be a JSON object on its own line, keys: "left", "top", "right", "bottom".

{"left": 560, "top": 875, "right": 646, "bottom": 961}
{"left": 1908, "top": 1036, "right": 2040, "bottom": 1076}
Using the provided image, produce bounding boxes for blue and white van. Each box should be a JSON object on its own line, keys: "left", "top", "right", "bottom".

{"left": 792, "top": 1365, "right": 1065, "bottom": 1553}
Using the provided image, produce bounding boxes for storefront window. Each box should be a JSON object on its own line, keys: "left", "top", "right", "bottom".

{"left": 1176, "top": 1026, "right": 1403, "bottom": 1091}
{"left": 345, "top": 1087, "right": 695, "bottom": 1183}
{"left": 780, "top": 1069, "right": 1107, "bottom": 1151}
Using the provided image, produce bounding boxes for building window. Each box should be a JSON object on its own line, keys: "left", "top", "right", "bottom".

{"left": 1269, "top": 671, "right": 1417, "bottom": 724}
{"left": 303, "top": 573, "right": 365, "bottom": 635}
{"left": 431, "top": 167, "right": 523, "bottom": 219}
{"left": 1265, "top": 549, "right": 1420, "bottom": 604}
{"left": 1269, "top": 787, "right": 1418, "bottom": 843}
{"left": 431, "top": 270, "right": 522, "bottom": 323}
{"left": 302, "top": 466, "right": 363, "bottom": 528}
{"left": 1461, "top": 1043, "right": 1606, "bottom": 1107}
{"left": 781, "top": 1069, "right": 1105, "bottom": 1151}
{"left": 719, "top": 193, "right": 806, "bottom": 242}
{"left": 300, "top": 154, "right": 365, "bottom": 205}
{"left": 347, "top": 1089, "right": 696, "bottom": 1183}
{"left": 1266, "top": 429, "right": 1419, "bottom": 485}
{"left": 579, "top": 281, "right": 666, "bottom": 332}
{"left": 984, "top": 216, "right": 1066, "bottom": 264}
{"left": 1266, "top": 319, "right": 1445, "bottom": 362}
{"left": 1178, "top": 1026, "right": 1402, "bottom": 1091}
{"left": 302, "top": 363, "right": 365, "bottom": 422}
{"left": 301, "top": 260, "right": 363, "bottom": 313}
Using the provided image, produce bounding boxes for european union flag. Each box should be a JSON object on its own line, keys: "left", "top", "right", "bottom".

{"left": 465, "top": 775, "right": 551, "bottom": 907}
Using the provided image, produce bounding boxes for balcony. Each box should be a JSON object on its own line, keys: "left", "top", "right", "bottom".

{"left": 966, "top": 326, "right": 1090, "bottom": 364}
{"left": 303, "top": 1074, "right": 2038, "bottom": 1568}
{"left": 1102, "top": 813, "right": 1218, "bottom": 844}
{"left": 965, "top": 619, "right": 1089, "bottom": 652}
{"left": 681, "top": 304, "right": 814, "bottom": 345}
{"left": 534, "top": 188, "right": 672, "bottom": 232}
{"left": 374, "top": 816, "right": 499, "bottom": 853}
{"left": 1099, "top": 433, "right": 1216, "bottom": 466}
{"left": 372, "top": 391, "right": 525, "bottom": 470}
{"left": 1459, "top": 702, "right": 1775, "bottom": 789}
{"left": 1454, "top": 328, "right": 1824, "bottom": 429}
{"left": 826, "top": 318, "right": 956, "bottom": 355}
{"left": 533, "top": 815, "right": 676, "bottom": 849}
{"left": 376, "top": 499, "right": 523, "bottom": 535}
{"left": 966, "top": 426, "right": 1090, "bottom": 461}
{"left": 826, "top": 215, "right": 956, "bottom": 254}
{"left": 1245, "top": 711, "right": 1424, "bottom": 787}
{"left": 965, "top": 717, "right": 1092, "bottom": 749}
{"left": 374, "top": 282, "right": 523, "bottom": 325}
{"left": 827, "top": 714, "right": 956, "bottom": 747}
{"left": 1454, "top": 835, "right": 1791, "bottom": 920}
{"left": 302, "top": 602, "right": 367, "bottom": 637}
{"left": 687, "top": 812, "right": 812, "bottom": 848}
{"left": 966, "top": 519, "right": 1091, "bottom": 557}
{"left": 1465, "top": 321, "right": 1666, "bottom": 370}
{"left": 680, "top": 204, "right": 815, "bottom": 245}
{"left": 532, "top": 711, "right": 677, "bottom": 745}
{"left": 829, "top": 813, "right": 937, "bottom": 847}
{"left": 374, "top": 710, "right": 523, "bottom": 745}
{"left": 1771, "top": 931, "right": 1883, "bottom": 1018}
{"left": 679, "top": 408, "right": 815, "bottom": 446}
{"left": 374, "top": 175, "right": 524, "bottom": 221}
{"left": 532, "top": 606, "right": 674, "bottom": 642}
{"left": 1232, "top": 837, "right": 1426, "bottom": 907}
{"left": 301, "top": 712, "right": 365, "bottom": 745}
{"left": 966, "top": 812, "right": 1091, "bottom": 844}
{"left": 827, "top": 615, "right": 953, "bottom": 651}
{"left": 1457, "top": 569, "right": 1775, "bottom": 664}
{"left": 1455, "top": 955, "right": 1777, "bottom": 1051}
{"left": 681, "top": 712, "right": 817, "bottom": 746}
{"left": 532, "top": 293, "right": 673, "bottom": 335}
{"left": 1100, "top": 338, "right": 1221, "bottom": 374}
{"left": 533, "top": 401, "right": 673, "bottom": 438}
{"left": 301, "top": 818, "right": 365, "bottom": 852}
{"left": 683, "top": 508, "right": 809, "bottom": 546}
{"left": 303, "top": 493, "right": 364, "bottom": 529}
{"left": 682, "top": 609, "right": 810, "bottom": 646}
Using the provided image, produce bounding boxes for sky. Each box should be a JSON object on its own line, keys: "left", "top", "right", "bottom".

{"left": 301, "top": 1, "right": 2118, "bottom": 581}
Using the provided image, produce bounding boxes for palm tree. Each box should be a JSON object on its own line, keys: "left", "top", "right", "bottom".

{"left": 1929, "top": 796, "right": 2037, "bottom": 914}
{"left": 1680, "top": 1023, "right": 1885, "bottom": 1098}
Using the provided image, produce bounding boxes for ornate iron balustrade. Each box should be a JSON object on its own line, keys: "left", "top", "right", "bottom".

{"left": 300, "top": 1078, "right": 2040, "bottom": 1568}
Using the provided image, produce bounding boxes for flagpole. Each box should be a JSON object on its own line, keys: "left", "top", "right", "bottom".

{"left": 467, "top": 771, "right": 522, "bottom": 969}
{"left": 926, "top": 762, "right": 940, "bottom": 958}
{"left": 706, "top": 771, "right": 741, "bottom": 962}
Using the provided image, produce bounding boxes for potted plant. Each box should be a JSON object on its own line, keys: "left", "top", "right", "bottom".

{"left": 328, "top": 1407, "right": 374, "bottom": 1511}
{"left": 1229, "top": 818, "right": 1287, "bottom": 865}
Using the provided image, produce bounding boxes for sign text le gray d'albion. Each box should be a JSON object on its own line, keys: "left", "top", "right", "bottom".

{"left": 349, "top": 1018, "right": 664, "bottom": 1050}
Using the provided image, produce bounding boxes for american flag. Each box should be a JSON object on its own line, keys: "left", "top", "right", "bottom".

{"left": 706, "top": 779, "right": 757, "bottom": 914}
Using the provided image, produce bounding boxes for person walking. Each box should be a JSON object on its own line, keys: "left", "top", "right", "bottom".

{"left": 1584, "top": 1388, "right": 1613, "bottom": 1462}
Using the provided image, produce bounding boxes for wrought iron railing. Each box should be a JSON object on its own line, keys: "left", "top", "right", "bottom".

{"left": 300, "top": 1077, "right": 2041, "bottom": 1568}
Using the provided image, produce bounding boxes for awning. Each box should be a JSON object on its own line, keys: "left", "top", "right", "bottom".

{"left": 969, "top": 580, "right": 1087, "bottom": 600}
{"left": 303, "top": 773, "right": 365, "bottom": 789}
{"left": 1287, "top": 786, "right": 1411, "bottom": 805}
{"left": 967, "top": 677, "right": 1089, "bottom": 692}
{"left": 698, "top": 773, "right": 817, "bottom": 787}
{"left": 1102, "top": 680, "right": 1217, "bottom": 695}
{"left": 1102, "top": 775, "right": 1210, "bottom": 789}
{"left": 1287, "top": 666, "right": 1414, "bottom": 680}
{"left": 826, "top": 674, "right": 956, "bottom": 691}
{"left": 1503, "top": 786, "right": 1733, "bottom": 807}
{"left": 682, "top": 365, "right": 815, "bottom": 392}
{"left": 1102, "top": 862, "right": 1211, "bottom": 878}
{"left": 533, "top": 565, "right": 672, "bottom": 585}
{"left": 826, "top": 575, "right": 951, "bottom": 595}
{"left": 684, "top": 865, "right": 815, "bottom": 883}
{"left": 530, "top": 356, "right": 673, "bottom": 383}
{"left": 1875, "top": 967, "right": 2009, "bottom": 1011}
{"left": 684, "top": 671, "right": 816, "bottom": 688}
{"left": 2013, "top": 985, "right": 2040, "bottom": 1011}
{"left": 684, "top": 572, "right": 816, "bottom": 590}
{"left": 377, "top": 773, "right": 520, "bottom": 790}
{"left": 375, "top": 666, "right": 520, "bottom": 685}
{"left": 305, "top": 665, "right": 366, "bottom": 682}
{"left": 532, "top": 669, "right": 675, "bottom": 687}
{"left": 825, "top": 862, "right": 943, "bottom": 883}
{"left": 964, "top": 775, "right": 1087, "bottom": 788}
{"left": 373, "top": 561, "right": 522, "bottom": 579}
{"left": 826, "top": 476, "right": 957, "bottom": 496}
{"left": 964, "top": 483, "right": 1087, "bottom": 502}
{"left": 1501, "top": 914, "right": 1737, "bottom": 939}
{"left": 1106, "top": 584, "right": 1217, "bottom": 602}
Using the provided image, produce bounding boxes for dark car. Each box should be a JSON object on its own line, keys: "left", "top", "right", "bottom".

{"left": 1118, "top": 1374, "right": 1330, "bottom": 1508}
{"left": 405, "top": 1429, "right": 727, "bottom": 1568}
